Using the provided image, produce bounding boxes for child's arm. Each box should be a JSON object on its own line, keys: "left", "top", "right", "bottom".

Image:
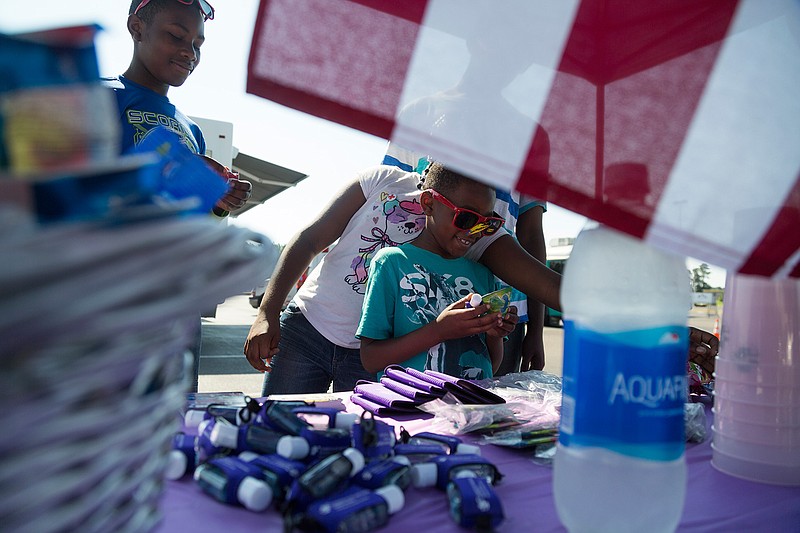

{"left": 359, "top": 295, "right": 503, "bottom": 374}
{"left": 516, "top": 204, "right": 547, "bottom": 371}
{"left": 360, "top": 324, "right": 443, "bottom": 374}
{"left": 483, "top": 304, "right": 517, "bottom": 374}
{"left": 479, "top": 235, "right": 562, "bottom": 312}
{"left": 486, "top": 334, "right": 504, "bottom": 375}
{"left": 244, "top": 179, "right": 367, "bottom": 372}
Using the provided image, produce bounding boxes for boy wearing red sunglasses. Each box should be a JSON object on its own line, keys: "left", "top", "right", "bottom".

{"left": 357, "top": 163, "right": 517, "bottom": 380}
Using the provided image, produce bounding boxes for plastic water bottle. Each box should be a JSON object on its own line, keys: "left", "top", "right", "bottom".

{"left": 352, "top": 456, "right": 412, "bottom": 490}
{"left": 238, "top": 451, "right": 305, "bottom": 504}
{"left": 276, "top": 427, "right": 352, "bottom": 460}
{"left": 553, "top": 225, "right": 690, "bottom": 533}
{"left": 211, "top": 422, "right": 285, "bottom": 455}
{"left": 164, "top": 432, "right": 197, "bottom": 480}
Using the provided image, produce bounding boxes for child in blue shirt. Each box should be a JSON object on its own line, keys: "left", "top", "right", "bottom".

{"left": 107, "top": 0, "right": 251, "bottom": 217}
{"left": 106, "top": 0, "right": 251, "bottom": 392}
{"left": 357, "top": 163, "right": 515, "bottom": 379}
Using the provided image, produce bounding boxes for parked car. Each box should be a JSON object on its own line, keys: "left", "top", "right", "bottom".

{"left": 248, "top": 248, "right": 328, "bottom": 309}
{"left": 248, "top": 280, "right": 297, "bottom": 310}
{"left": 544, "top": 238, "right": 572, "bottom": 327}
{"left": 248, "top": 284, "right": 265, "bottom": 309}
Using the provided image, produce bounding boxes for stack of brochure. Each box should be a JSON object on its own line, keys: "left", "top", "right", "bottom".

{"left": 0, "top": 207, "right": 278, "bottom": 533}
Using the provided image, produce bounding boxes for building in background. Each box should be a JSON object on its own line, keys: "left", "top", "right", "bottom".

{"left": 191, "top": 117, "right": 308, "bottom": 216}
{"left": 192, "top": 117, "right": 308, "bottom": 317}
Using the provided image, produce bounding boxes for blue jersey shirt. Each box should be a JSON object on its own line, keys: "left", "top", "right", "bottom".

{"left": 103, "top": 75, "right": 206, "bottom": 155}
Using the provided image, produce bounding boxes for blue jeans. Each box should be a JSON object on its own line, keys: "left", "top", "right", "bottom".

{"left": 262, "top": 303, "right": 375, "bottom": 396}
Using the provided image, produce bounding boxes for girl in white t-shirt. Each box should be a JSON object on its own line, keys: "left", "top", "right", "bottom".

{"left": 243, "top": 164, "right": 561, "bottom": 394}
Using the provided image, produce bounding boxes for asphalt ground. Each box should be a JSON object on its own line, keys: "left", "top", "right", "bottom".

{"left": 198, "top": 294, "right": 720, "bottom": 398}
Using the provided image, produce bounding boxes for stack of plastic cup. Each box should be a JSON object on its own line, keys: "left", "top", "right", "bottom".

{"left": 711, "top": 273, "right": 800, "bottom": 485}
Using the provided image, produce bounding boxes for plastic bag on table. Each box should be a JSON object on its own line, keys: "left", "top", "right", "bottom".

{"left": 477, "top": 370, "right": 563, "bottom": 403}
{"left": 479, "top": 370, "right": 562, "bottom": 431}
{"left": 416, "top": 393, "right": 523, "bottom": 435}
{"left": 685, "top": 402, "right": 707, "bottom": 443}
{"left": 416, "top": 370, "right": 563, "bottom": 438}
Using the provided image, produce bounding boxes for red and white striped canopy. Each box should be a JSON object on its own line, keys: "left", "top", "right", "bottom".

{"left": 247, "top": 0, "right": 800, "bottom": 278}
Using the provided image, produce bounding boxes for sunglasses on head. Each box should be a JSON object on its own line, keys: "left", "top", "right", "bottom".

{"left": 428, "top": 189, "right": 505, "bottom": 236}
{"left": 134, "top": 0, "right": 215, "bottom": 21}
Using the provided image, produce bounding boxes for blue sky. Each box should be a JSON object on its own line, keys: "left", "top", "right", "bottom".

{"left": 0, "top": 0, "right": 725, "bottom": 286}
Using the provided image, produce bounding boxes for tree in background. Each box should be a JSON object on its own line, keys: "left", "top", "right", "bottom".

{"left": 691, "top": 263, "right": 712, "bottom": 292}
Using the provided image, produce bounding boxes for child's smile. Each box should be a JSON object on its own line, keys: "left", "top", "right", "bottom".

{"left": 417, "top": 181, "right": 497, "bottom": 260}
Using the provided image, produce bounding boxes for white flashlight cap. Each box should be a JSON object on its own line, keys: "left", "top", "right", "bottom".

{"left": 184, "top": 409, "right": 208, "bottom": 428}
{"left": 342, "top": 447, "right": 365, "bottom": 475}
{"left": 164, "top": 450, "right": 188, "bottom": 480}
{"left": 209, "top": 423, "right": 238, "bottom": 450}
{"left": 375, "top": 485, "right": 405, "bottom": 514}
{"left": 237, "top": 476, "right": 272, "bottom": 512}
{"left": 455, "top": 443, "right": 481, "bottom": 455}
{"left": 276, "top": 436, "right": 310, "bottom": 459}
{"left": 468, "top": 294, "right": 483, "bottom": 308}
{"left": 334, "top": 412, "right": 359, "bottom": 429}
{"left": 410, "top": 463, "right": 437, "bottom": 488}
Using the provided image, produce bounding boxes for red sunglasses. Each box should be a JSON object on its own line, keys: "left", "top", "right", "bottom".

{"left": 134, "top": 0, "right": 215, "bottom": 21}
{"left": 428, "top": 189, "right": 505, "bottom": 236}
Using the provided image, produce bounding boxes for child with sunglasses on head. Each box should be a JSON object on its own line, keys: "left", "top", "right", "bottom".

{"left": 356, "top": 163, "right": 514, "bottom": 379}
{"left": 106, "top": 0, "right": 251, "bottom": 392}
{"left": 105, "top": 0, "right": 251, "bottom": 218}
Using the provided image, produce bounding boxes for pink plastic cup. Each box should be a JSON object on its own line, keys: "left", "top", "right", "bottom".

{"left": 713, "top": 379, "right": 800, "bottom": 405}
{"left": 712, "top": 393, "right": 800, "bottom": 426}
{"left": 713, "top": 415, "right": 800, "bottom": 446}
{"left": 714, "top": 357, "right": 800, "bottom": 388}
{"left": 711, "top": 429, "right": 800, "bottom": 466}
{"left": 718, "top": 274, "right": 799, "bottom": 367}
{"left": 712, "top": 443, "right": 800, "bottom": 485}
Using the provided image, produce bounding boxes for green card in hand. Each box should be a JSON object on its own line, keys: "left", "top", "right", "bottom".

{"left": 481, "top": 287, "right": 513, "bottom": 314}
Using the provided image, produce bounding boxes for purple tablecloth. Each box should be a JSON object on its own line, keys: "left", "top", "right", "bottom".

{"left": 154, "top": 399, "right": 800, "bottom": 532}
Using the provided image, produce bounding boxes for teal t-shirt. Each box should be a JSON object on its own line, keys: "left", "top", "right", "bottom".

{"left": 356, "top": 243, "right": 497, "bottom": 379}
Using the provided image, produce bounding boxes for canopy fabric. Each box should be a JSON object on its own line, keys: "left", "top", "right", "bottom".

{"left": 231, "top": 151, "right": 307, "bottom": 215}
{"left": 247, "top": 0, "right": 800, "bottom": 278}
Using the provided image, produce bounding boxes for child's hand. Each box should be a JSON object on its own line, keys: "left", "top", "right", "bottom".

{"left": 199, "top": 154, "right": 253, "bottom": 214}
{"left": 244, "top": 308, "right": 282, "bottom": 373}
{"left": 486, "top": 305, "right": 518, "bottom": 339}
{"left": 433, "top": 294, "right": 504, "bottom": 341}
{"left": 688, "top": 326, "right": 719, "bottom": 375}
{"left": 215, "top": 176, "right": 252, "bottom": 213}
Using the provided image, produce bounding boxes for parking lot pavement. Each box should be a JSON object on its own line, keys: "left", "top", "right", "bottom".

{"left": 198, "top": 294, "right": 568, "bottom": 395}
{"left": 198, "top": 295, "right": 264, "bottom": 396}
{"left": 198, "top": 295, "right": 720, "bottom": 396}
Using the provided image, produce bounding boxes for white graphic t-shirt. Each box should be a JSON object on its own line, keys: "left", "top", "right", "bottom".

{"left": 295, "top": 166, "right": 426, "bottom": 348}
